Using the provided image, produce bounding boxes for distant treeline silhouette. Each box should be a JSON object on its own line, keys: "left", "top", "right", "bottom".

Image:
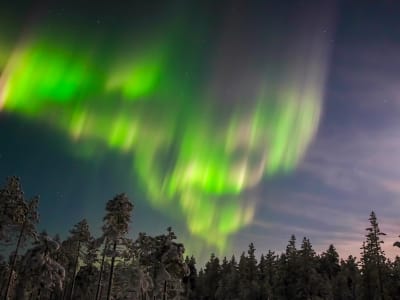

{"left": 1, "top": 176, "right": 400, "bottom": 300}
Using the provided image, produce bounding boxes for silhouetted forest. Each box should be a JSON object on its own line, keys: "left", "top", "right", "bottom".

{"left": 1, "top": 176, "right": 400, "bottom": 300}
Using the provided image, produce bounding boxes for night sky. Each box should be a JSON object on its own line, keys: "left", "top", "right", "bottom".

{"left": 1, "top": 0, "right": 400, "bottom": 261}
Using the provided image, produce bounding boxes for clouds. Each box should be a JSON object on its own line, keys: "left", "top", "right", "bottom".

{"left": 234, "top": 35, "right": 400, "bottom": 258}
{"left": 328, "top": 39, "right": 400, "bottom": 126}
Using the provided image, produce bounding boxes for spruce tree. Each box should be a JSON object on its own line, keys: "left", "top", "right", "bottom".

{"left": 298, "top": 237, "right": 321, "bottom": 299}
{"left": 258, "top": 250, "right": 277, "bottom": 300}
{"left": 336, "top": 255, "right": 360, "bottom": 300}
{"left": 361, "top": 211, "right": 387, "bottom": 300}
{"left": 279, "top": 234, "right": 299, "bottom": 299}
{"left": 386, "top": 256, "right": 400, "bottom": 298}
{"left": 238, "top": 243, "right": 259, "bottom": 300}
{"left": 203, "top": 253, "right": 220, "bottom": 299}
{"left": 319, "top": 244, "right": 340, "bottom": 298}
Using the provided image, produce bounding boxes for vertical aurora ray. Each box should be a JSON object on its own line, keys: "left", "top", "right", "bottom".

{"left": 0, "top": 2, "right": 334, "bottom": 255}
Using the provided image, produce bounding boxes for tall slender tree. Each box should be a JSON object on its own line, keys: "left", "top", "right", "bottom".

{"left": 203, "top": 253, "right": 220, "bottom": 299}
{"left": 2, "top": 177, "right": 39, "bottom": 300}
{"left": 258, "top": 250, "right": 277, "bottom": 299}
{"left": 336, "top": 255, "right": 360, "bottom": 300}
{"left": 297, "top": 237, "right": 321, "bottom": 299}
{"left": 183, "top": 255, "right": 197, "bottom": 299}
{"left": 279, "top": 234, "right": 300, "bottom": 299}
{"left": 102, "top": 193, "right": 133, "bottom": 300}
{"left": 319, "top": 244, "right": 340, "bottom": 298}
{"left": 67, "top": 219, "right": 91, "bottom": 300}
{"left": 74, "top": 237, "right": 100, "bottom": 299}
{"left": 94, "top": 236, "right": 108, "bottom": 300}
{"left": 361, "top": 211, "right": 387, "bottom": 300}
{"left": 238, "top": 243, "right": 259, "bottom": 300}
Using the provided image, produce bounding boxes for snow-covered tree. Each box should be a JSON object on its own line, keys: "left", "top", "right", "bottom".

{"left": 102, "top": 193, "right": 133, "bottom": 300}
{"left": 1, "top": 177, "right": 39, "bottom": 299}
{"left": 15, "top": 232, "right": 65, "bottom": 300}
{"left": 183, "top": 256, "right": 197, "bottom": 299}
{"left": 74, "top": 239, "right": 100, "bottom": 300}
{"left": 67, "top": 219, "right": 91, "bottom": 300}
{"left": 133, "top": 228, "right": 188, "bottom": 299}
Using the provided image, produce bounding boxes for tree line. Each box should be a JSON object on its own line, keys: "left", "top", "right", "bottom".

{"left": 1, "top": 176, "right": 400, "bottom": 300}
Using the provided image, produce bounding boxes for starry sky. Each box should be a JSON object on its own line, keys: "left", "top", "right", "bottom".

{"left": 1, "top": 0, "right": 400, "bottom": 261}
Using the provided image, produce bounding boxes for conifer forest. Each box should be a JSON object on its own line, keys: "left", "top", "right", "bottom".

{"left": 1, "top": 177, "right": 400, "bottom": 300}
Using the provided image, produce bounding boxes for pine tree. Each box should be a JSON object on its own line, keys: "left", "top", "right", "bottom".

{"left": 102, "top": 193, "right": 133, "bottom": 300}
{"left": 15, "top": 232, "right": 65, "bottom": 300}
{"left": 67, "top": 219, "right": 91, "bottom": 300}
{"left": 94, "top": 236, "right": 108, "bottom": 300}
{"left": 183, "top": 256, "right": 197, "bottom": 299}
{"left": 2, "top": 177, "right": 39, "bottom": 300}
{"left": 0, "top": 177, "right": 21, "bottom": 243}
{"left": 78, "top": 236, "right": 101, "bottom": 299}
{"left": 57, "top": 237, "right": 78, "bottom": 300}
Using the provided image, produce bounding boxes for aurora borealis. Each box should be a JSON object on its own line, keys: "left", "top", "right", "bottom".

{"left": 5, "top": 0, "right": 400, "bottom": 261}
{"left": 0, "top": 1, "right": 331, "bottom": 254}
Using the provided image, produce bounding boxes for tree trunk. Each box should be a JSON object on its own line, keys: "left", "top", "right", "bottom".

{"left": 69, "top": 240, "right": 81, "bottom": 300}
{"left": 36, "top": 288, "right": 41, "bottom": 300}
{"left": 106, "top": 241, "right": 117, "bottom": 300}
{"left": 61, "top": 282, "right": 68, "bottom": 300}
{"left": 95, "top": 239, "right": 108, "bottom": 300}
{"left": 162, "top": 280, "right": 167, "bottom": 300}
{"left": 4, "top": 221, "right": 26, "bottom": 300}
{"left": 0, "top": 278, "right": 6, "bottom": 299}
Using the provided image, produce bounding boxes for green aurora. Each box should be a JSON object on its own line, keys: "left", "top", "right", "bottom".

{"left": 0, "top": 16, "right": 329, "bottom": 253}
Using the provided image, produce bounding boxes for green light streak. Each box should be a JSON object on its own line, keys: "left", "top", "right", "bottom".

{"left": 0, "top": 26, "right": 326, "bottom": 253}
{"left": 1, "top": 40, "right": 103, "bottom": 115}
{"left": 106, "top": 49, "right": 166, "bottom": 100}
